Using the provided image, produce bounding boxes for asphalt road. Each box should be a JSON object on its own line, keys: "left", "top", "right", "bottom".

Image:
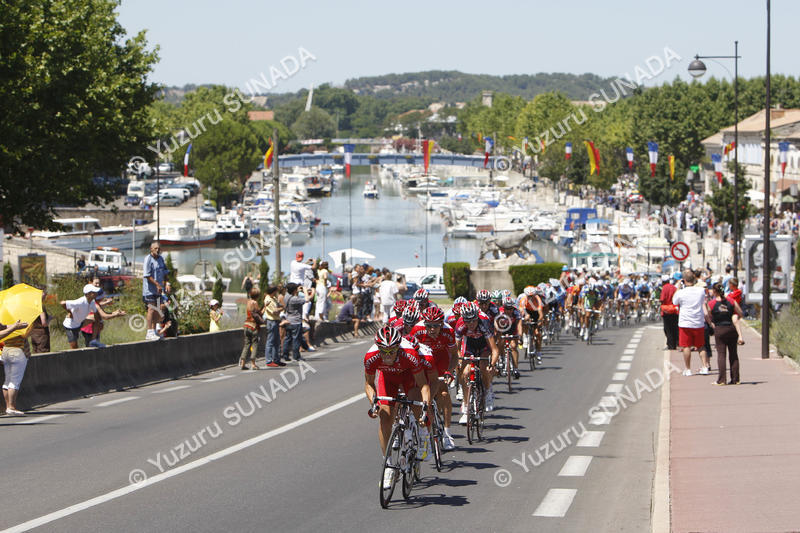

{"left": 0, "top": 321, "right": 666, "bottom": 532}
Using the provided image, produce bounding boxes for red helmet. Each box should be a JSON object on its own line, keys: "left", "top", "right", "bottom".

{"left": 392, "top": 300, "right": 407, "bottom": 315}
{"left": 413, "top": 288, "right": 430, "bottom": 302}
{"left": 476, "top": 289, "right": 491, "bottom": 302}
{"left": 374, "top": 325, "right": 402, "bottom": 348}
{"left": 460, "top": 302, "right": 479, "bottom": 320}
{"left": 421, "top": 306, "right": 444, "bottom": 323}
{"left": 402, "top": 305, "right": 421, "bottom": 325}
{"left": 451, "top": 302, "right": 462, "bottom": 316}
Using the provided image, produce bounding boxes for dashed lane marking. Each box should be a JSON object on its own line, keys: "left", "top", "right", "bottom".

{"left": 152, "top": 385, "right": 191, "bottom": 394}
{"left": 533, "top": 488, "right": 578, "bottom": 517}
{"left": 95, "top": 397, "right": 140, "bottom": 408}
{"left": 576, "top": 430, "right": 605, "bottom": 447}
{"left": 558, "top": 456, "right": 593, "bottom": 477}
{"left": 201, "top": 375, "right": 236, "bottom": 383}
{"left": 612, "top": 372, "right": 628, "bottom": 381}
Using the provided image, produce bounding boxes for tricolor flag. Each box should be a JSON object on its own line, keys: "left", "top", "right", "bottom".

{"left": 263, "top": 140, "right": 274, "bottom": 170}
{"left": 540, "top": 139, "right": 546, "bottom": 154}
{"left": 584, "top": 141, "right": 599, "bottom": 175}
{"left": 647, "top": 142, "right": 658, "bottom": 177}
{"left": 565, "top": 142, "right": 572, "bottom": 160}
{"left": 723, "top": 141, "right": 736, "bottom": 156}
{"left": 711, "top": 153, "right": 723, "bottom": 184}
{"left": 422, "top": 139, "right": 434, "bottom": 174}
{"left": 668, "top": 155, "right": 675, "bottom": 181}
{"left": 779, "top": 141, "right": 790, "bottom": 176}
{"left": 625, "top": 147, "right": 634, "bottom": 169}
{"left": 522, "top": 137, "right": 529, "bottom": 153}
{"left": 183, "top": 143, "right": 192, "bottom": 177}
{"left": 483, "top": 137, "right": 494, "bottom": 168}
{"left": 344, "top": 143, "right": 355, "bottom": 179}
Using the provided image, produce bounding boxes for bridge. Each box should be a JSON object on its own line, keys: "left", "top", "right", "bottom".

{"left": 276, "top": 152, "right": 511, "bottom": 170}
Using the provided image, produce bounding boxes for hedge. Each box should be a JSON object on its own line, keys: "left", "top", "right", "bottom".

{"left": 509, "top": 263, "right": 565, "bottom": 295}
{"left": 443, "top": 262, "right": 471, "bottom": 299}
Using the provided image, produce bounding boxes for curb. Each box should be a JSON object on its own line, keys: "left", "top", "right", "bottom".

{"left": 651, "top": 347, "right": 671, "bottom": 533}
{"left": 741, "top": 320, "right": 800, "bottom": 372}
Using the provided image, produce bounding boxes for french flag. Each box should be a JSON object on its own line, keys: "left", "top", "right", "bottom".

{"left": 711, "top": 153, "right": 723, "bottom": 184}
{"left": 565, "top": 142, "right": 572, "bottom": 160}
{"left": 183, "top": 143, "right": 192, "bottom": 177}
{"left": 483, "top": 137, "right": 494, "bottom": 168}
{"left": 647, "top": 142, "right": 658, "bottom": 177}
{"left": 625, "top": 147, "right": 634, "bottom": 169}
{"left": 779, "top": 141, "right": 789, "bottom": 176}
{"left": 344, "top": 143, "right": 355, "bottom": 179}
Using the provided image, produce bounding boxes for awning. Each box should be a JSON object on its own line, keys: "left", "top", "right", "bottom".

{"left": 328, "top": 248, "right": 376, "bottom": 268}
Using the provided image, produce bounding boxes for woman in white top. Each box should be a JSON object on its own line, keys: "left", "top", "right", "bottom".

{"left": 314, "top": 261, "right": 330, "bottom": 321}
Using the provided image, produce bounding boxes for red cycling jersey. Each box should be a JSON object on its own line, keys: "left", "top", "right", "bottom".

{"left": 410, "top": 322, "right": 455, "bottom": 375}
{"left": 364, "top": 338, "right": 424, "bottom": 405}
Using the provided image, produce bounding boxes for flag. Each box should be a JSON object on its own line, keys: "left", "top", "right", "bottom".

{"left": 477, "top": 132, "right": 483, "bottom": 143}
{"left": 263, "top": 139, "right": 274, "bottom": 170}
{"left": 711, "top": 153, "right": 723, "bottom": 184}
{"left": 565, "top": 142, "right": 572, "bottom": 160}
{"left": 422, "top": 139, "right": 434, "bottom": 174}
{"left": 723, "top": 141, "right": 736, "bottom": 156}
{"left": 647, "top": 142, "right": 658, "bottom": 177}
{"left": 668, "top": 155, "right": 675, "bottom": 181}
{"left": 522, "top": 136, "right": 529, "bottom": 153}
{"left": 344, "top": 143, "right": 355, "bottom": 179}
{"left": 484, "top": 137, "right": 494, "bottom": 168}
{"left": 507, "top": 136, "right": 516, "bottom": 141}
{"left": 540, "top": 139, "right": 546, "bottom": 154}
{"left": 625, "top": 147, "right": 634, "bottom": 169}
{"left": 584, "top": 141, "right": 599, "bottom": 175}
{"left": 183, "top": 143, "right": 192, "bottom": 177}
{"left": 779, "top": 141, "right": 790, "bottom": 176}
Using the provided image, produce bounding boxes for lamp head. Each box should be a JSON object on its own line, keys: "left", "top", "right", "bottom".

{"left": 688, "top": 57, "right": 707, "bottom": 78}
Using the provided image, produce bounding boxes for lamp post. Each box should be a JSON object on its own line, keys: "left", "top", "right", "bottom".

{"left": 762, "top": 0, "right": 772, "bottom": 359}
{"left": 320, "top": 222, "right": 330, "bottom": 259}
{"left": 688, "top": 42, "right": 741, "bottom": 272}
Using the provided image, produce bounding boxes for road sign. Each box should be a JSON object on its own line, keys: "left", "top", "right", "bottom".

{"left": 670, "top": 241, "right": 690, "bottom": 262}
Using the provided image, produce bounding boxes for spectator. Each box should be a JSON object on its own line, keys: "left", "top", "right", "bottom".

{"left": 209, "top": 299, "right": 222, "bottom": 332}
{"left": 61, "top": 284, "right": 124, "bottom": 349}
{"left": 282, "top": 283, "right": 307, "bottom": 362}
{"left": 142, "top": 242, "right": 167, "bottom": 341}
{"left": 155, "top": 281, "right": 177, "bottom": 338}
{"left": 672, "top": 269, "right": 710, "bottom": 376}
{"left": 378, "top": 272, "right": 399, "bottom": 323}
{"left": 262, "top": 286, "right": 284, "bottom": 367}
{"left": 725, "top": 277, "right": 746, "bottom": 342}
{"left": 705, "top": 282, "right": 744, "bottom": 385}
{"left": 0, "top": 320, "right": 30, "bottom": 415}
{"left": 659, "top": 274, "right": 679, "bottom": 350}
{"left": 314, "top": 261, "right": 330, "bottom": 322}
{"left": 288, "top": 251, "right": 311, "bottom": 285}
{"left": 336, "top": 294, "right": 361, "bottom": 336}
{"left": 241, "top": 273, "right": 254, "bottom": 295}
{"left": 76, "top": 255, "right": 86, "bottom": 273}
{"left": 240, "top": 287, "right": 264, "bottom": 370}
{"left": 29, "top": 289, "right": 51, "bottom": 354}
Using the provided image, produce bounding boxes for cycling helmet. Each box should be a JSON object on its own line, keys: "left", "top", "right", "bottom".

{"left": 422, "top": 306, "right": 444, "bottom": 323}
{"left": 375, "top": 325, "right": 402, "bottom": 348}
{"left": 491, "top": 289, "right": 503, "bottom": 304}
{"left": 392, "top": 300, "right": 407, "bottom": 315}
{"left": 403, "top": 305, "right": 421, "bottom": 324}
{"left": 460, "top": 302, "right": 479, "bottom": 320}
{"left": 413, "top": 288, "right": 429, "bottom": 302}
{"left": 501, "top": 289, "right": 512, "bottom": 298}
{"left": 453, "top": 296, "right": 468, "bottom": 305}
{"left": 476, "top": 289, "right": 491, "bottom": 302}
{"left": 502, "top": 296, "right": 517, "bottom": 308}
{"left": 523, "top": 286, "right": 536, "bottom": 296}
{"left": 451, "top": 302, "right": 463, "bottom": 316}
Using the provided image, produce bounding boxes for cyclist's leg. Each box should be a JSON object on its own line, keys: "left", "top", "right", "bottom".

{"left": 376, "top": 372, "right": 399, "bottom": 453}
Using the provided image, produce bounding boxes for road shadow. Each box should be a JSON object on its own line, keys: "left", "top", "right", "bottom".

{"left": 492, "top": 405, "right": 531, "bottom": 412}
{"left": 387, "top": 493, "right": 470, "bottom": 508}
{"left": 489, "top": 435, "right": 530, "bottom": 443}
{"left": 445, "top": 459, "right": 499, "bottom": 470}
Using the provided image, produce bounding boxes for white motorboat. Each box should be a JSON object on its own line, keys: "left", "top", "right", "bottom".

{"left": 31, "top": 217, "right": 153, "bottom": 251}
{"left": 363, "top": 181, "right": 379, "bottom": 199}
{"left": 215, "top": 212, "right": 250, "bottom": 241}
{"left": 159, "top": 219, "right": 216, "bottom": 246}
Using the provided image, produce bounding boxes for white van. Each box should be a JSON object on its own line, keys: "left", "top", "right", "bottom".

{"left": 395, "top": 267, "right": 446, "bottom": 295}
{"left": 162, "top": 187, "right": 190, "bottom": 201}
{"left": 126, "top": 181, "right": 145, "bottom": 199}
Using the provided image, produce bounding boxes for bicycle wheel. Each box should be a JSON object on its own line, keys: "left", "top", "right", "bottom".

{"left": 527, "top": 333, "right": 535, "bottom": 371}
{"left": 379, "top": 425, "right": 403, "bottom": 509}
{"left": 430, "top": 405, "right": 443, "bottom": 472}
{"left": 474, "top": 384, "right": 484, "bottom": 441}
{"left": 466, "top": 382, "right": 476, "bottom": 445}
{"left": 506, "top": 348, "right": 512, "bottom": 393}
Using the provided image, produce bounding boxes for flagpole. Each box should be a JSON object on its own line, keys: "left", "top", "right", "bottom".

{"left": 272, "top": 129, "right": 281, "bottom": 280}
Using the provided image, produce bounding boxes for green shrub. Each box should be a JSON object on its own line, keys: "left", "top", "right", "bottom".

{"left": 212, "top": 278, "right": 224, "bottom": 304}
{"left": 443, "top": 262, "right": 471, "bottom": 299}
{"left": 509, "top": 263, "right": 565, "bottom": 295}
{"left": 165, "top": 253, "right": 180, "bottom": 292}
{"left": 771, "top": 306, "right": 800, "bottom": 362}
{"left": 259, "top": 256, "right": 270, "bottom": 296}
{"left": 3, "top": 261, "right": 14, "bottom": 289}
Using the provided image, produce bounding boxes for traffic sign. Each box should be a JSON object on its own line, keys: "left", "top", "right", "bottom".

{"left": 670, "top": 241, "right": 690, "bottom": 262}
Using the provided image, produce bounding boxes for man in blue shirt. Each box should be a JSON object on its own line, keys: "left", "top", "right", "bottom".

{"left": 143, "top": 242, "right": 167, "bottom": 340}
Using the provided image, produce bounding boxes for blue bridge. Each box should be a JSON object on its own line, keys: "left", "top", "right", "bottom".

{"left": 276, "top": 153, "right": 510, "bottom": 170}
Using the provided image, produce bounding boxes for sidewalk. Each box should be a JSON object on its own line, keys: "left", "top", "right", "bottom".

{"left": 669, "top": 325, "right": 800, "bottom": 532}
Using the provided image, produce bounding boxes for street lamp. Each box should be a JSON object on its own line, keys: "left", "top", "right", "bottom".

{"left": 688, "top": 43, "right": 741, "bottom": 272}
{"left": 320, "top": 222, "right": 330, "bottom": 259}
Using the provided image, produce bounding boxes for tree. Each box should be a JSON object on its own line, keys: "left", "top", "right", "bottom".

{"left": 291, "top": 107, "right": 336, "bottom": 139}
{"left": 164, "top": 253, "right": 180, "bottom": 292}
{"left": 259, "top": 256, "right": 270, "bottom": 296}
{"left": 705, "top": 165, "right": 757, "bottom": 237}
{"left": 0, "top": 0, "right": 159, "bottom": 230}
{"left": 438, "top": 135, "right": 473, "bottom": 154}
{"left": 212, "top": 278, "right": 224, "bottom": 305}
{"left": 3, "top": 262, "right": 13, "bottom": 289}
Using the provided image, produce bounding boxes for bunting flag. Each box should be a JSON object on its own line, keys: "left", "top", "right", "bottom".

{"left": 625, "top": 147, "right": 634, "bottom": 169}
{"left": 711, "top": 153, "right": 723, "bottom": 184}
{"left": 477, "top": 132, "right": 483, "bottom": 143}
{"left": 483, "top": 137, "right": 494, "bottom": 168}
{"left": 540, "top": 139, "right": 546, "bottom": 154}
{"left": 584, "top": 141, "right": 599, "bottom": 175}
{"left": 647, "top": 142, "right": 659, "bottom": 177}
{"left": 507, "top": 136, "right": 517, "bottom": 141}
{"left": 422, "top": 139, "right": 434, "bottom": 174}
{"left": 779, "top": 141, "right": 789, "bottom": 176}
{"left": 183, "top": 143, "right": 192, "bottom": 177}
{"left": 344, "top": 143, "right": 355, "bottom": 179}
{"left": 723, "top": 141, "right": 736, "bottom": 156}
{"left": 522, "top": 136, "right": 529, "bottom": 153}
{"left": 263, "top": 139, "right": 274, "bottom": 170}
{"left": 668, "top": 155, "right": 675, "bottom": 181}
{"left": 565, "top": 142, "right": 572, "bottom": 160}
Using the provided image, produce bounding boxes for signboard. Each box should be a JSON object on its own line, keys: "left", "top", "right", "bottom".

{"left": 670, "top": 241, "right": 690, "bottom": 262}
{"left": 744, "top": 234, "right": 792, "bottom": 304}
{"left": 18, "top": 254, "right": 46, "bottom": 287}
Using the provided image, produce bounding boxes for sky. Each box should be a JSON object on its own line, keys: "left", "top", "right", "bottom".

{"left": 118, "top": 0, "right": 798, "bottom": 94}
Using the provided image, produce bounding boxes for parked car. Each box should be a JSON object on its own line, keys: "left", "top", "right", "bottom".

{"left": 157, "top": 162, "right": 174, "bottom": 173}
{"left": 627, "top": 191, "right": 644, "bottom": 203}
{"left": 123, "top": 195, "right": 141, "bottom": 206}
{"left": 143, "top": 191, "right": 183, "bottom": 207}
{"left": 198, "top": 203, "right": 218, "bottom": 221}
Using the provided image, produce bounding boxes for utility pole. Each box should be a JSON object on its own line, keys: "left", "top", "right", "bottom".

{"left": 761, "top": 0, "right": 771, "bottom": 359}
{"left": 272, "top": 129, "right": 281, "bottom": 281}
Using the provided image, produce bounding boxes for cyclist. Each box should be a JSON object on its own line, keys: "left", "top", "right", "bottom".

{"left": 411, "top": 306, "right": 458, "bottom": 450}
{"left": 519, "top": 286, "right": 544, "bottom": 365}
{"left": 387, "top": 300, "right": 407, "bottom": 329}
{"left": 490, "top": 290, "right": 504, "bottom": 310}
{"left": 364, "top": 326, "right": 431, "bottom": 482}
{"left": 580, "top": 282, "right": 600, "bottom": 340}
{"left": 616, "top": 277, "right": 635, "bottom": 320}
{"left": 413, "top": 288, "right": 431, "bottom": 312}
{"left": 454, "top": 302, "right": 499, "bottom": 422}
{"left": 636, "top": 276, "right": 652, "bottom": 316}
{"left": 396, "top": 305, "right": 421, "bottom": 336}
{"left": 475, "top": 289, "right": 499, "bottom": 322}
{"left": 496, "top": 297, "right": 523, "bottom": 379}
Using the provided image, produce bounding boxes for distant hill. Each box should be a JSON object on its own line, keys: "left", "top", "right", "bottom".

{"left": 341, "top": 70, "right": 616, "bottom": 102}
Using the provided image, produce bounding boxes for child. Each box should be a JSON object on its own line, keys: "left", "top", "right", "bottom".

{"left": 209, "top": 299, "right": 222, "bottom": 333}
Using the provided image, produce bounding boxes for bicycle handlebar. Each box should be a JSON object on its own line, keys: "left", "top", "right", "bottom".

{"left": 374, "top": 395, "right": 426, "bottom": 407}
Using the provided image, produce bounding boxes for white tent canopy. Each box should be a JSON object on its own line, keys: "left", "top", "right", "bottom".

{"left": 328, "top": 248, "right": 376, "bottom": 268}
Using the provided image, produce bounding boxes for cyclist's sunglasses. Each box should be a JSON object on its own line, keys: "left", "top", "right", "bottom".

{"left": 424, "top": 321, "right": 442, "bottom": 328}
{"left": 378, "top": 346, "right": 397, "bottom": 355}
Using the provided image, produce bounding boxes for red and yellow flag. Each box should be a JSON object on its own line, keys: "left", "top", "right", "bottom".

{"left": 723, "top": 141, "right": 736, "bottom": 155}
{"left": 668, "top": 155, "right": 675, "bottom": 181}
{"left": 584, "top": 141, "right": 599, "bottom": 175}
{"left": 422, "top": 139, "right": 434, "bottom": 174}
{"left": 263, "top": 140, "right": 274, "bottom": 169}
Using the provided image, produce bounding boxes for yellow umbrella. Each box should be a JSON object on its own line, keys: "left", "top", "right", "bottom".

{"left": 0, "top": 283, "right": 43, "bottom": 340}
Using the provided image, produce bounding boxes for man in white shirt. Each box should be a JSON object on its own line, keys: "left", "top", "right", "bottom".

{"left": 289, "top": 251, "right": 311, "bottom": 285}
{"left": 378, "top": 272, "right": 399, "bottom": 323}
{"left": 61, "top": 284, "right": 123, "bottom": 349}
{"left": 672, "top": 269, "right": 710, "bottom": 376}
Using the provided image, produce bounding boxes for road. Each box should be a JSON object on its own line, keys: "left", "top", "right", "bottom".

{"left": 0, "top": 321, "right": 666, "bottom": 532}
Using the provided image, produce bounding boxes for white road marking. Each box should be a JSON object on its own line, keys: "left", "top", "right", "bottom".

{"left": 329, "top": 346, "right": 346, "bottom": 352}
{"left": 6, "top": 414, "right": 65, "bottom": 425}
{"left": 558, "top": 455, "right": 593, "bottom": 477}
{"left": 0, "top": 393, "right": 365, "bottom": 533}
{"left": 95, "top": 397, "right": 139, "bottom": 408}
{"left": 533, "top": 488, "right": 578, "bottom": 517}
{"left": 612, "top": 372, "right": 628, "bottom": 381}
{"left": 152, "top": 385, "right": 191, "bottom": 394}
{"left": 598, "top": 396, "right": 618, "bottom": 408}
{"left": 201, "top": 375, "right": 235, "bottom": 383}
{"left": 620, "top": 355, "right": 634, "bottom": 362}
{"left": 590, "top": 411, "right": 614, "bottom": 425}
{"left": 617, "top": 362, "right": 632, "bottom": 370}
{"left": 606, "top": 383, "right": 623, "bottom": 393}
{"left": 576, "top": 430, "right": 605, "bottom": 447}
{"left": 623, "top": 349, "right": 636, "bottom": 355}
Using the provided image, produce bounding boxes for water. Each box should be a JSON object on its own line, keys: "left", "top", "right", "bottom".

{"left": 149, "top": 170, "right": 567, "bottom": 281}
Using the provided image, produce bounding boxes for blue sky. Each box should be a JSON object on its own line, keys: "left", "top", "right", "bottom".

{"left": 118, "top": 0, "right": 797, "bottom": 93}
